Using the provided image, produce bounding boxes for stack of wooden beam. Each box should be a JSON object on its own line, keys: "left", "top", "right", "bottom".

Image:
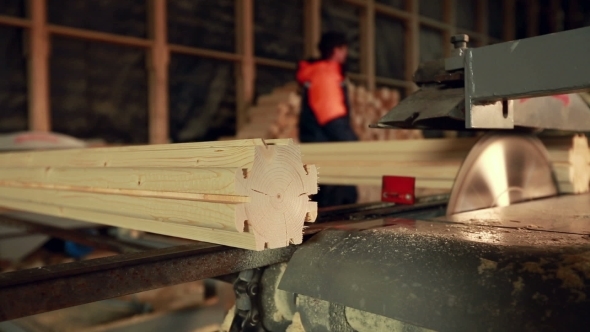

{"left": 542, "top": 134, "right": 590, "bottom": 193}
{"left": 237, "top": 84, "right": 301, "bottom": 140}
{"left": 301, "top": 138, "right": 476, "bottom": 190}
{"left": 302, "top": 135, "right": 590, "bottom": 196}
{"left": 0, "top": 139, "right": 318, "bottom": 250}
{"left": 347, "top": 84, "right": 422, "bottom": 141}
{"left": 236, "top": 82, "right": 419, "bottom": 142}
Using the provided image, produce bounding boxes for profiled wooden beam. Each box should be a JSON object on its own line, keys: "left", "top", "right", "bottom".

{"left": 0, "top": 15, "right": 31, "bottom": 28}
{"left": 360, "top": 0, "right": 376, "bottom": 90}
{"left": 0, "top": 139, "right": 319, "bottom": 250}
{"left": 27, "top": 0, "right": 50, "bottom": 132}
{"left": 404, "top": 0, "right": 419, "bottom": 94}
{"left": 304, "top": 0, "right": 322, "bottom": 58}
{"left": 236, "top": 0, "right": 255, "bottom": 129}
{"left": 147, "top": 0, "right": 169, "bottom": 144}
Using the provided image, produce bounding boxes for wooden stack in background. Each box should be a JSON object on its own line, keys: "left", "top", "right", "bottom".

{"left": 236, "top": 81, "right": 420, "bottom": 142}
{"left": 347, "top": 83, "right": 422, "bottom": 141}
{"left": 237, "top": 83, "right": 300, "bottom": 140}
{"left": 0, "top": 139, "right": 318, "bottom": 250}
{"left": 542, "top": 134, "right": 590, "bottom": 194}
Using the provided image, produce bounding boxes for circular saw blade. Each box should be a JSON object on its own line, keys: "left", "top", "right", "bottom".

{"left": 446, "top": 133, "right": 558, "bottom": 216}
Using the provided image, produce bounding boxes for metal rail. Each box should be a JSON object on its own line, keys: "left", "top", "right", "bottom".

{"left": 0, "top": 242, "right": 295, "bottom": 321}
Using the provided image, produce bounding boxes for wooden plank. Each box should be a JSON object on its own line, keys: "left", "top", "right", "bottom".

{"left": 319, "top": 176, "right": 454, "bottom": 189}
{"left": 374, "top": 3, "right": 411, "bottom": 20}
{"left": 168, "top": 44, "right": 241, "bottom": 62}
{"left": 318, "top": 164, "right": 461, "bottom": 178}
{"left": 0, "top": 167, "right": 243, "bottom": 196}
{"left": 48, "top": 25, "right": 153, "bottom": 48}
{"left": 0, "top": 139, "right": 294, "bottom": 168}
{"left": 303, "top": 150, "right": 468, "bottom": 163}
{"left": 0, "top": 14, "right": 32, "bottom": 28}
{"left": 0, "top": 139, "right": 318, "bottom": 250}
{"left": 27, "top": 0, "right": 50, "bottom": 132}
{"left": 254, "top": 57, "right": 297, "bottom": 69}
{"left": 304, "top": 0, "right": 322, "bottom": 58}
{"left": 301, "top": 137, "right": 478, "bottom": 155}
{"left": 236, "top": 0, "right": 255, "bottom": 130}
{"left": 0, "top": 198, "right": 258, "bottom": 250}
{"left": 360, "top": 0, "right": 376, "bottom": 90}
{"left": 147, "top": 0, "right": 170, "bottom": 144}
{"left": 0, "top": 186, "right": 243, "bottom": 230}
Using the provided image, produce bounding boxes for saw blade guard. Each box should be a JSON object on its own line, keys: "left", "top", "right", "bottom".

{"left": 446, "top": 133, "right": 558, "bottom": 216}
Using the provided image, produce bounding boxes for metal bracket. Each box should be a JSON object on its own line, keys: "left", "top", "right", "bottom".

{"left": 464, "top": 49, "right": 514, "bottom": 129}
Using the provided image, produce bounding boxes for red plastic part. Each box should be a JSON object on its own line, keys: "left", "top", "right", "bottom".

{"left": 381, "top": 176, "right": 416, "bottom": 205}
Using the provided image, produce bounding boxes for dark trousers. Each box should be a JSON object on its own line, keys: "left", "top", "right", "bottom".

{"left": 314, "top": 185, "right": 358, "bottom": 208}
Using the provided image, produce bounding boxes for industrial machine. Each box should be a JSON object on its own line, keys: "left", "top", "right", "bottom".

{"left": 1, "top": 27, "right": 590, "bottom": 332}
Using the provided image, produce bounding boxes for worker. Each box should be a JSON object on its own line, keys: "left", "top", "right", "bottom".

{"left": 296, "top": 31, "right": 358, "bottom": 208}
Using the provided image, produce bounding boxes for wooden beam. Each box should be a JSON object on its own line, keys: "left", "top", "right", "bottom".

{"left": 476, "top": 0, "right": 489, "bottom": 45}
{"left": 375, "top": 76, "right": 415, "bottom": 89}
{"left": 0, "top": 139, "right": 318, "bottom": 250}
{"left": 404, "top": 0, "right": 419, "bottom": 94}
{"left": 304, "top": 0, "right": 321, "bottom": 58}
{"left": 300, "top": 135, "right": 590, "bottom": 195}
{"left": 27, "top": 0, "right": 50, "bottom": 132}
{"left": 147, "top": 0, "right": 169, "bottom": 144}
{"left": 502, "top": 0, "right": 516, "bottom": 41}
{"left": 526, "top": 0, "right": 540, "bottom": 37}
{"left": 0, "top": 15, "right": 31, "bottom": 28}
{"left": 235, "top": 0, "right": 255, "bottom": 129}
{"left": 168, "top": 43, "right": 241, "bottom": 62}
{"left": 374, "top": 3, "right": 411, "bottom": 21}
{"left": 420, "top": 16, "right": 450, "bottom": 31}
{"left": 360, "top": 0, "right": 376, "bottom": 90}
{"left": 255, "top": 57, "right": 297, "bottom": 69}
{"left": 443, "top": 0, "right": 456, "bottom": 56}
{"left": 48, "top": 25, "right": 153, "bottom": 48}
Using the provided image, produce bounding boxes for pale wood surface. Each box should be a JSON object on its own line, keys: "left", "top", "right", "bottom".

{"left": 0, "top": 139, "right": 294, "bottom": 169}
{"left": 543, "top": 135, "right": 590, "bottom": 194}
{"left": 0, "top": 167, "right": 241, "bottom": 196}
{"left": 0, "top": 187, "right": 242, "bottom": 230}
{"left": 0, "top": 198, "right": 259, "bottom": 249}
{"left": 0, "top": 139, "right": 317, "bottom": 250}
